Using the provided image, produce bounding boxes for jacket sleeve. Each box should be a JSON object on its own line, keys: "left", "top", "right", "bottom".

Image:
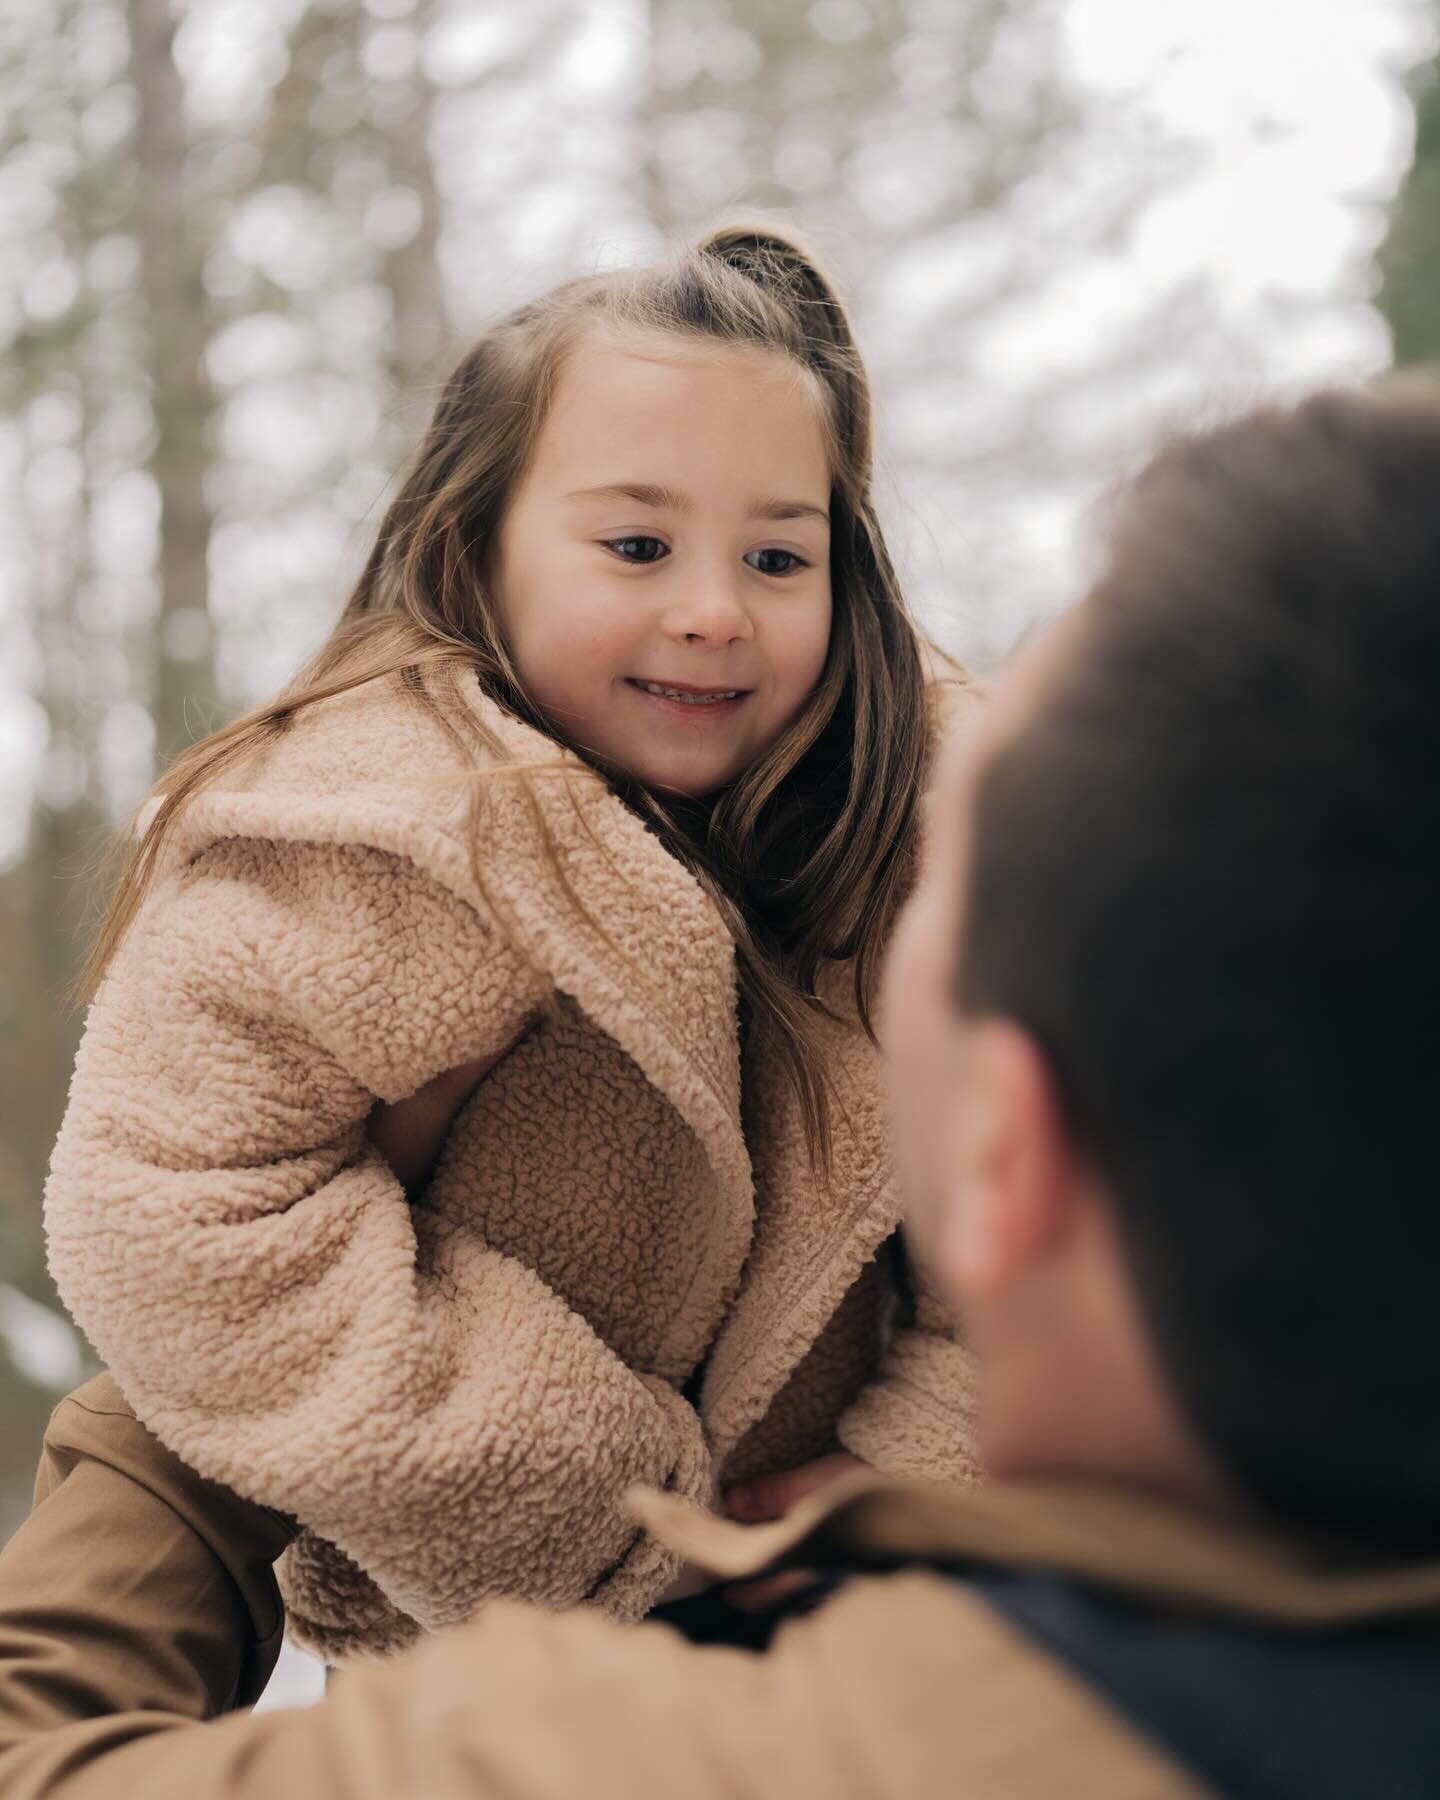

{"left": 0, "top": 1375, "right": 291, "bottom": 1753}
{"left": 43, "top": 837, "right": 711, "bottom": 1630}
{"left": 835, "top": 1233, "right": 982, "bottom": 1486}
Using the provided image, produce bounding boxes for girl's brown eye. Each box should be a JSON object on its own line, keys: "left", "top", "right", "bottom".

{"left": 608, "top": 536, "right": 668, "bottom": 563}
{"left": 746, "top": 548, "right": 805, "bottom": 576}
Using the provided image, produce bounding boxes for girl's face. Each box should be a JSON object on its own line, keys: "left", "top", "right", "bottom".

{"left": 490, "top": 332, "right": 834, "bottom": 798}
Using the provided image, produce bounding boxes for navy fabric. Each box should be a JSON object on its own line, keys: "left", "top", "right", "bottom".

{"left": 964, "top": 1566, "right": 1440, "bottom": 1800}
{"left": 649, "top": 1572, "right": 848, "bottom": 1648}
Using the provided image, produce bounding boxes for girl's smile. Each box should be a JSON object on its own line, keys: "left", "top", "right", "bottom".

{"left": 623, "top": 677, "right": 753, "bottom": 722}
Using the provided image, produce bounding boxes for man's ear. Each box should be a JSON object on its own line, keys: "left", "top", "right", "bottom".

{"left": 936, "top": 1019, "right": 1078, "bottom": 1299}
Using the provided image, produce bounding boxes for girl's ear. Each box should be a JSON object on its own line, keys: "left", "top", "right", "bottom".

{"left": 938, "top": 1019, "right": 1078, "bottom": 1300}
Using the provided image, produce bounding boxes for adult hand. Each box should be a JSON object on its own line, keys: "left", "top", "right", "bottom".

{"left": 724, "top": 1451, "right": 867, "bottom": 1524}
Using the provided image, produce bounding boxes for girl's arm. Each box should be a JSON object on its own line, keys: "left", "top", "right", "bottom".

{"left": 44, "top": 837, "right": 712, "bottom": 1633}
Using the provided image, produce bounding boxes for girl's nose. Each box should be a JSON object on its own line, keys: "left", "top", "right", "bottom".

{"left": 660, "top": 573, "right": 755, "bottom": 645}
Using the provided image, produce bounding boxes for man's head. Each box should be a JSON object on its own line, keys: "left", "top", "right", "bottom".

{"left": 887, "top": 382, "right": 1440, "bottom": 1543}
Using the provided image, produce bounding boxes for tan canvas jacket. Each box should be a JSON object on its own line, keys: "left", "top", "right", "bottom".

{"left": 42, "top": 668, "right": 978, "bottom": 1661}
{"left": 7, "top": 1380, "right": 1440, "bottom": 1800}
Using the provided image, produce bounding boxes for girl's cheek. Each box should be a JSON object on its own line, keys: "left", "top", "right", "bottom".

{"left": 789, "top": 598, "right": 833, "bottom": 694}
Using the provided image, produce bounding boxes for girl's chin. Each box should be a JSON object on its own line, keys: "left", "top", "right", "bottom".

{"left": 630, "top": 753, "right": 740, "bottom": 801}
{"left": 640, "top": 770, "right": 731, "bottom": 800}
{"left": 587, "top": 726, "right": 756, "bottom": 799}
{"left": 579, "top": 738, "right": 734, "bottom": 799}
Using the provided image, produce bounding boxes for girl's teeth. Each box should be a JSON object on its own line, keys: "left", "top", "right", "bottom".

{"left": 636, "top": 682, "right": 740, "bottom": 704}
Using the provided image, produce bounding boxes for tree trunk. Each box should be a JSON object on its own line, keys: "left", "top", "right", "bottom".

{"left": 375, "top": 0, "right": 447, "bottom": 444}
{"left": 129, "top": 0, "right": 218, "bottom": 767}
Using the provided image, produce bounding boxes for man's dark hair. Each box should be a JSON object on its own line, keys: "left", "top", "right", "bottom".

{"left": 958, "top": 381, "right": 1440, "bottom": 1544}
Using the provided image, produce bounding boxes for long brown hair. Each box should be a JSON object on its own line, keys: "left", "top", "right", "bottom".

{"left": 79, "top": 224, "right": 944, "bottom": 1170}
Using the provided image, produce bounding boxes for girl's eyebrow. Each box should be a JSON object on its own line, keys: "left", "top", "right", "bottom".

{"left": 563, "top": 481, "right": 830, "bottom": 525}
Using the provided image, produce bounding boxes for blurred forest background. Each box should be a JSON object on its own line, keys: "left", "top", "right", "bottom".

{"left": 2, "top": 0, "right": 1439, "bottom": 1535}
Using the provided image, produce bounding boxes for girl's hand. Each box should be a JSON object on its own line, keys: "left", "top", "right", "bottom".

{"left": 366, "top": 1046, "right": 513, "bottom": 1197}
{"left": 723, "top": 1452, "right": 867, "bottom": 1524}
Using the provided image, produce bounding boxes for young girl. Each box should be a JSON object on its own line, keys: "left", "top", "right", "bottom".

{"left": 44, "top": 225, "right": 978, "bottom": 1662}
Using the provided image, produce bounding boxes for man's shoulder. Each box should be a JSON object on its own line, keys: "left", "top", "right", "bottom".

{"left": 770, "top": 1569, "right": 1210, "bottom": 1797}
{"left": 390, "top": 1567, "right": 1204, "bottom": 1800}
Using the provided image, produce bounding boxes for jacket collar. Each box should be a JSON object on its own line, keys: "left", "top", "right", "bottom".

{"left": 630, "top": 1473, "right": 1440, "bottom": 1629}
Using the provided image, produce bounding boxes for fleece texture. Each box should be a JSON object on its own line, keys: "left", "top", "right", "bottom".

{"left": 44, "top": 667, "right": 978, "bottom": 1660}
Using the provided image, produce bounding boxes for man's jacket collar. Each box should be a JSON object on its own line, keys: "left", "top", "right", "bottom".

{"left": 631, "top": 1472, "right": 1440, "bottom": 1628}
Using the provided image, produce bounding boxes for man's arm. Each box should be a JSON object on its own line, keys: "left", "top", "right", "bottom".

{"left": 0, "top": 1380, "right": 783, "bottom": 1800}
{"left": 0, "top": 1377, "right": 293, "bottom": 1742}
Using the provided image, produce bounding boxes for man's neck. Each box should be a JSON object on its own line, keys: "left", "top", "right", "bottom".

{"left": 977, "top": 1311, "right": 1246, "bottom": 1526}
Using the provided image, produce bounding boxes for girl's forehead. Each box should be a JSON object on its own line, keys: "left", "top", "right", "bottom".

{"left": 571, "top": 316, "right": 794, "bottom": 369}
{"left": 528, "top": 328, "right": 834, "bottom": 489}
{"left": 552, "top": 323, "right": 829, "bottom": 417}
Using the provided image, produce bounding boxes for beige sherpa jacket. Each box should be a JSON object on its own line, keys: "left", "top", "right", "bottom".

{"left": 44, "top": 667, "right": 977, "bottom": 1661}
